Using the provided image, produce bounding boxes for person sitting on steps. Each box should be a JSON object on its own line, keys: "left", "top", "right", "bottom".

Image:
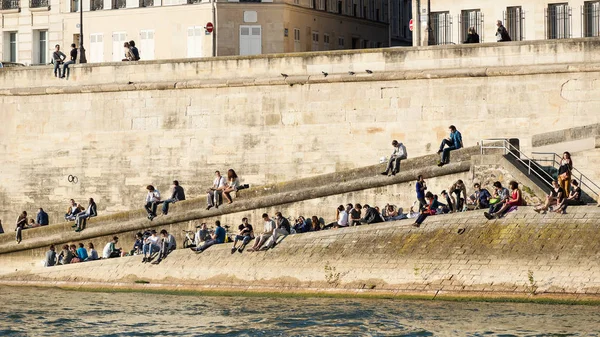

{"left": 144, "top": 185, "right": 161, "bottom": 221}
{"left": 484, "top": 181, "right": 522, "bottom": 219}
{"left": 190, "top": 221, "right": 226, "bottom": 253}
{"left": 153, "top": 229, "right": 176, "bottom": 264}
{"left": 222, "top": 169, "right": 240, "bottom": 205}
{"left": 381, "top": 140, "right": 407, "bottom": 176}
{"left": 74, "top": 198, "right": 97, "bottom": 232}
{"left": 247, "top": 214, "right": 275, "bottom": 252}
{"left": 566, "top": 180, "right": 585, "bottom": 206}
{"left": 534, "top": 180, "right": 565, "bottom": 214}
{"left": 437, "top": 125, "right": 462, "bottom": 167}
{"left": 231, "top": 217, "right": 254, "bottom": 254}
{"left": 206, "top": 171, "right": 226, "bottom": 210}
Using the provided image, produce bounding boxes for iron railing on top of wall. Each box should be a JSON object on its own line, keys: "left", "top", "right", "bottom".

{"left": 458, "top": 10, "right": 483, "bottom": 43}
{"left": 429, "top": 12, "right": 453, "bottom": 45}
{"left": 545, "top": 5, "right": 572, "bottom": 39}
{"left": 139, "top": 0, "right": 153, "bottom": 7}
{"left": 1, "top": 0, "right": 20, "bottom": 9}
{"left": 29, "top": 0, "right": 48, "bottom": 8}
{"left": 503, "top": 7, "right": 525, "bottom": 41}
{"left": 582, "top": 2, "right": 600, "bottom": 37}
{"left": 90, "top": 0, "right": 103, "bottom": 10}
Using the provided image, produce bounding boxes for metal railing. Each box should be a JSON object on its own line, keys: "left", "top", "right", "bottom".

{"left": 430, "top": 12, "right": 453, "bottom": 45}
{"left": 111, "top": 0, "right": 124, "bottom": 9}
{"left": 504, "top": 6, "right": 525, "bottom": 41}
{"left": 459, "top": 10, "right": 484, "bottom": 43}
{"left": 582, "top": 2, "right": 600, "bottom": 37}
{"left": 545, "top": 5, "right": 572, "bottom": 39}
{"left": 480, "top": 139, "right": 555, "bottom": 190}
{"left": 531, "top": 152, "right": 600, "bottom": 201}
{"left": 29, "top": 0, "right": 48, "bottom": 7}
{"left": 139, "top": 0, "right": 153, "bottom": 7}
{"left": 90, "top": 0, "right": 103, "bottom": 10}
{"left": 1, "top": 0, "right": 19, "bottom": 9}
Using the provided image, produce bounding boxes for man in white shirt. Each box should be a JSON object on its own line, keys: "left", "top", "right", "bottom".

{"left": 381, "top": 140, "right": 407, "bottom": 176}
{"left": 142, "top": 230, "right": 161, "bottom": 263}
{"left": 144, "top": 185, "right": 161, "bottom": 221}
{"left": 337, "top": 206, "right": 349, "bottom": 227}
{"left": 247, "top": 213, "right": 275, "bottom": 252}
{"left": 264, "top": 212, "right": 290, "bottom": 249}
{"left": 102, "top": 236, "right": 122, "bottom": 259}
{"left": 206, "top": 171, "right": 227, "bottom": 210}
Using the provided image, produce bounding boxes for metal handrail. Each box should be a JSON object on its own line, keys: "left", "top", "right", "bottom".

{"left": 531, "top": 151, "right": 600, "bottom": 199}
{"left": 480, "top": 139, "right": 555, "bottom": 190}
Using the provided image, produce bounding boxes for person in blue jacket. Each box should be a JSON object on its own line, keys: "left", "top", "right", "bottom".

{"left": 437, "top": 125, "right": 463, "bottom": 167}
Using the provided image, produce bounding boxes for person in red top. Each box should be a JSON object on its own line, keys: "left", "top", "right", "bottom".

{"left": 484, "top": 181, "right": 522, "bottom": 219}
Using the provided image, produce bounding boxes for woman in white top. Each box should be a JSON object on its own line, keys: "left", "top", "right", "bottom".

{"left": 223, "top": 169, "right": 240, "bottom": 204}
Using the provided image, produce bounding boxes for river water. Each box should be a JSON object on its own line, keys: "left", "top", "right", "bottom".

{"left": 0, "top": 286, "right": 598, "bottom": 337}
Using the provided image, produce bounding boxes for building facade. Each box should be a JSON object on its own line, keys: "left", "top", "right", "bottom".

{"left": 0, "top": 0, "right": 389, "bottom": 64}
{"left": 412, "top": 0, "right": 600, "bottom": 46}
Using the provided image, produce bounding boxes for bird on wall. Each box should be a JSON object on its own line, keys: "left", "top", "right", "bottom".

{"left": 348, "top": 71, "right": 355, "bottom": 75}
{"left": 365, "top": 70, "right": 373, "bottom": 74}
{"left": 322, "top": 71, "right": 328, "bottom": 77}
{"left": 281, "top": 73, "right": 288, "bottom": 78}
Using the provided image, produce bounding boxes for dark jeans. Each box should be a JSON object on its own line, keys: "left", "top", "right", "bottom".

{"left": 417, "top": 197, "right": 427, "bottom": 210}
{"left": 75, "top": 213, "right": 90, "bottom": 230}
{"left": 62, "top": 60, "right": 75, "bottom": 78}
{"left": 385, "top": 156, "right": 402, "bottom": 174}
{"left": 439, "top": 139, "right": 457, "bottom": 164}
{"left": 415, "top": 213, "right": 429, "bottom": 225}
{"left": 234, "top": 235, "right": 252, "bottom": 246}
{"left": 489, "top": 202, "right": 503, "bottom": 214}
{"left": 160, "top": 242, "right": 175, "bottom": 259}
{"left": 161, "top": 198, "right": 176, "bottom": 215}
{"left": 145, "top": 202, "right": 159, "bottom": 216}
{"left": 452, "top": 189, "right": 465, "bottom": 211}
{"left": 15, "top": 227, "right": 22, "bottom": 242}
{"left": 53, "top": 62, "right": 62, "bottom": 77}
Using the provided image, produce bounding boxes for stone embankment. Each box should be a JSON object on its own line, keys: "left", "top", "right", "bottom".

{"left": 2, "top": 206, "right": 599, "bottom": 302}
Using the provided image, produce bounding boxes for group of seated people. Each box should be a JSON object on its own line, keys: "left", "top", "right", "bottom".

{"left": 44, "top": 242, "right": 99, "bottom": 267}
{"left": 64, "top": 198, "right": 98, "bottom": 232}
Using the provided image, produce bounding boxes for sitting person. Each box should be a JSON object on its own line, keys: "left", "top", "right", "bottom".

{"left": 141, "top": 230, "right": 161, "bottom": 262}
{"left": 383, "top": 204, "right": 408, "bottom": 221}
{"left": 161, "top": 180, "right": 185, "bottom": 216}
{"left": 485, "top": 181, "right": 522, "bottom": 219}
{"left": 440, "top": 190, "right": 455, "bottom": 213}
{"left": 247, "top": 214, "right": 275, "bottom": 252}
{"left": 15, "top": 211, "right": 28, "bottom": 244}
{"left": 264, "top": 212, "right": 291, "bottom": 249}
{"left": 74, "top": 198, "right": 97, "bottom": 232}
{"left": 413, "top": 192, "right": 442, "bottom": 227}
{"left": 76, "top": 242, "right": 88, "bottom": 261}
{"left": 58, "top": 244, "right": 74, "bottom": 265}
{"left": 64, "top": 199, "right": 83, "bottom": 221}
{"left": 293, "top": 216, "right": 311, "bottom": 234}
{"left": 222, "top": 169, "right": 240, "bottom": 205}
{"left": 144, "top": 185, "right": 161, "bottom": 221}
{"left": 231, "top": 217, "right": 254, "bottom": 253}
{"left": 350, "top": 204, "right": 362, "bottom": 226}
{"left": 437, "top": 125, "right": 463, "bottom": 167}
{"left": 380, "top": 140, "right": 407, "bottom": 176}
{"left": 153, "top": 229, "right": 176, "bottom": 264}
{"left": 206, "top": 171, "right": 227, "bottom": 210}
{"left": 310, "top": 216, "right": 321, "bottom": 231}
{"left": 103, "top": 236, "right": 122, "bottom": 259}
{"left": 473, "top": 183, "right": 492, "bottom": 209}
{"left": 325, "top": 205, "right": 349, "bottom": 229}
{"left": 566, "top": 180, "right": 585, "bottom": 206}
{"left": 37, "top": 208, "right": 49, "bottom": 226}
{"left": 195, "top": 223, "right": 210, "bottom": 245}
{"left": 45, "top": 245, "right": 57, "bottom": 267}
{"left": 360, "top": 204, "right": 384, "bottom": 225}
{"left": 448, "top": 180, "right": 468, "bottom": 212}
{"left": 87, "top": 242, "right": 99, "bottom": 261}
{"left": 28, "top": 219, "right": 40, "bottom": 228}
{"left": 534, "top": 180, "right": 565, "bottom": 214}
{"left": 488, "top": 181, "right": 510, "bottom": 214}
{"left": 70, "top": 244, "right": 82, "bottom": 263}
{"left": 130, "top": 232, "right": 144, "bottom": 256}
{"left": 190, "top": 221, "right": 226, "bottom": 253}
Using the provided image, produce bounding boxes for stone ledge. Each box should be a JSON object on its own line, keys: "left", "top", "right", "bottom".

{"left": 532, "top": 123, "right": 600, "bottom": 148}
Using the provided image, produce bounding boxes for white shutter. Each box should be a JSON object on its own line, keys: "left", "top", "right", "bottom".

{"left": 90, "top": 33, "right": 104, "bottom": 63}
{"left": 140, "top": 30, "right": 155, "bottom": 60}
{"left": 240, "top": 25, "right": 261, "bottom": 56}
{"left": 112, "top": 32, "right": 127, "bottom": 62}
{"left": 187, "top": 26, "right": 203, "bottom": 58}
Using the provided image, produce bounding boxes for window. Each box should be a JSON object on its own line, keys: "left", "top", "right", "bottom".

{"left": 293, "top": 0, "right": 299, "bottom": 4}
{"left": 7, "top": 32, "right": 17, "bottom": 62}
{"left": 338, "top": 36, "right": 344, "bottom": 48}
{"left": 323, "top": 34, "right": 330, "bottom": 50}
{"left": 71, "top": 0, "right": 79, "bottom": 12}
{"left": 240, "top": 25, "right": 261, "bottom": 56}
{"left": 36, "top": 30, "right": 48, "bottom": 64}
{"left": 583, "top": 1, "right": 600, "bottom": 37}
{"left": 293, "top": 28, "right": 301, "bottom": 52}
{"left": 546, "top": 3, "right": 571, "bottom": 39}
{"left": 460, "top": 9, "right": 482, "bottom": 43}
{"left": 505, "top": 6, "right": 524, "bottom": 41}
{"left": 337, "top": 0, "right": 342, "bottom": 13}
{"left": 140, "top": 30, "right": 155, "bottom": 60}
{"left": 89, "top": 33, "right": 104, "bottom": 63}
{"left": 112, "top": 32, "right": 127, "bottom": 62}
{"left": 187, "top": 26, "right": 203, "bottom": 57}
{"left": 312, "top": 31, "right": 319, "bottom": 51}
{"left": 294, "top": 28, "right": 300, "bottom": 41}
{"left": 430, "top": 11, "right": 453, "bottom": 45}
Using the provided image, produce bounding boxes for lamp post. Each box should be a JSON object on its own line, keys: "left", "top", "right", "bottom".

{"left": 79, "top": 0, "right": 87, "bottom": 63}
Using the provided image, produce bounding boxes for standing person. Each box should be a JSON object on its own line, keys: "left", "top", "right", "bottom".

{"left": 416, "top": 175, "right": 427, "bottom": 210}
{"left": 496, "top": 20, "right": 512, "bottom": 42}
{"left": 231, "top": 217, "right": 254, "bottom": 253}
{"left": 247, "top": 214, "right": 275, "bottom": 252}
{"left": 45, "top": 245, "right": 57, "bottom": 267}
{"left": 464, "top": 27, "right": 480, "bottom": 43}
{"left": 154, "top": 229, "right": 176, "bottom": 264}
{"left": 206, "top": 171, "right": 226, "bottom": 210}
{"left": 88, "top": 242, "right": 99, "bottom": 261}
{"left": 437, "top": 125, "right": 463, "bottom": 167}
{"left": 15, "top": 211, "right": 28, "bottom": 244}
{"left": 61, "top": 43, "right": 78, "bottom": 79}
{"left": 103, "top": 236, "right": 122, "bottom": 259}
{"left": 36, "top": 208, "right": 49, "bottom": 226}
{"left": 190, "top": 221, "right": 226, "bottom": 253}
{"left": 144, "top": 185, "right": 161, "bottom": 220}
{"left": 222, "top": 169, "right": 240, "bottom": 204}
{"left": 161, "top": 180, "right": 185, "bottom": 216}
{"left": 557, "top": 152, "right": 573, "bottom": 196}
{"left": 52, "top": 44, "right": 66, "bottom": 78}
{"left": 129, "top": 40, "right": 140, "bottom": 61}
{"left": 74, "top": 198, "right": 97, "bottom": 232}
{"left": 381, "top": 140, "right": 407, "bottom": 176}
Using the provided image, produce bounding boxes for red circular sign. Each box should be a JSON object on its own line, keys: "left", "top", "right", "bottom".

{"left": 409, "top": 19, "right": 414, "bottom": 32}
{"left": 206, "top": 22, "right": 214, "bottom": 33}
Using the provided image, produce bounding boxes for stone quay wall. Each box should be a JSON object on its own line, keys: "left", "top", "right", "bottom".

{"left": 0, "top": 38, "right": 599, "bottom": 228}
{"left": 3, "top": 206, "right": 600, "bottom": 302}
